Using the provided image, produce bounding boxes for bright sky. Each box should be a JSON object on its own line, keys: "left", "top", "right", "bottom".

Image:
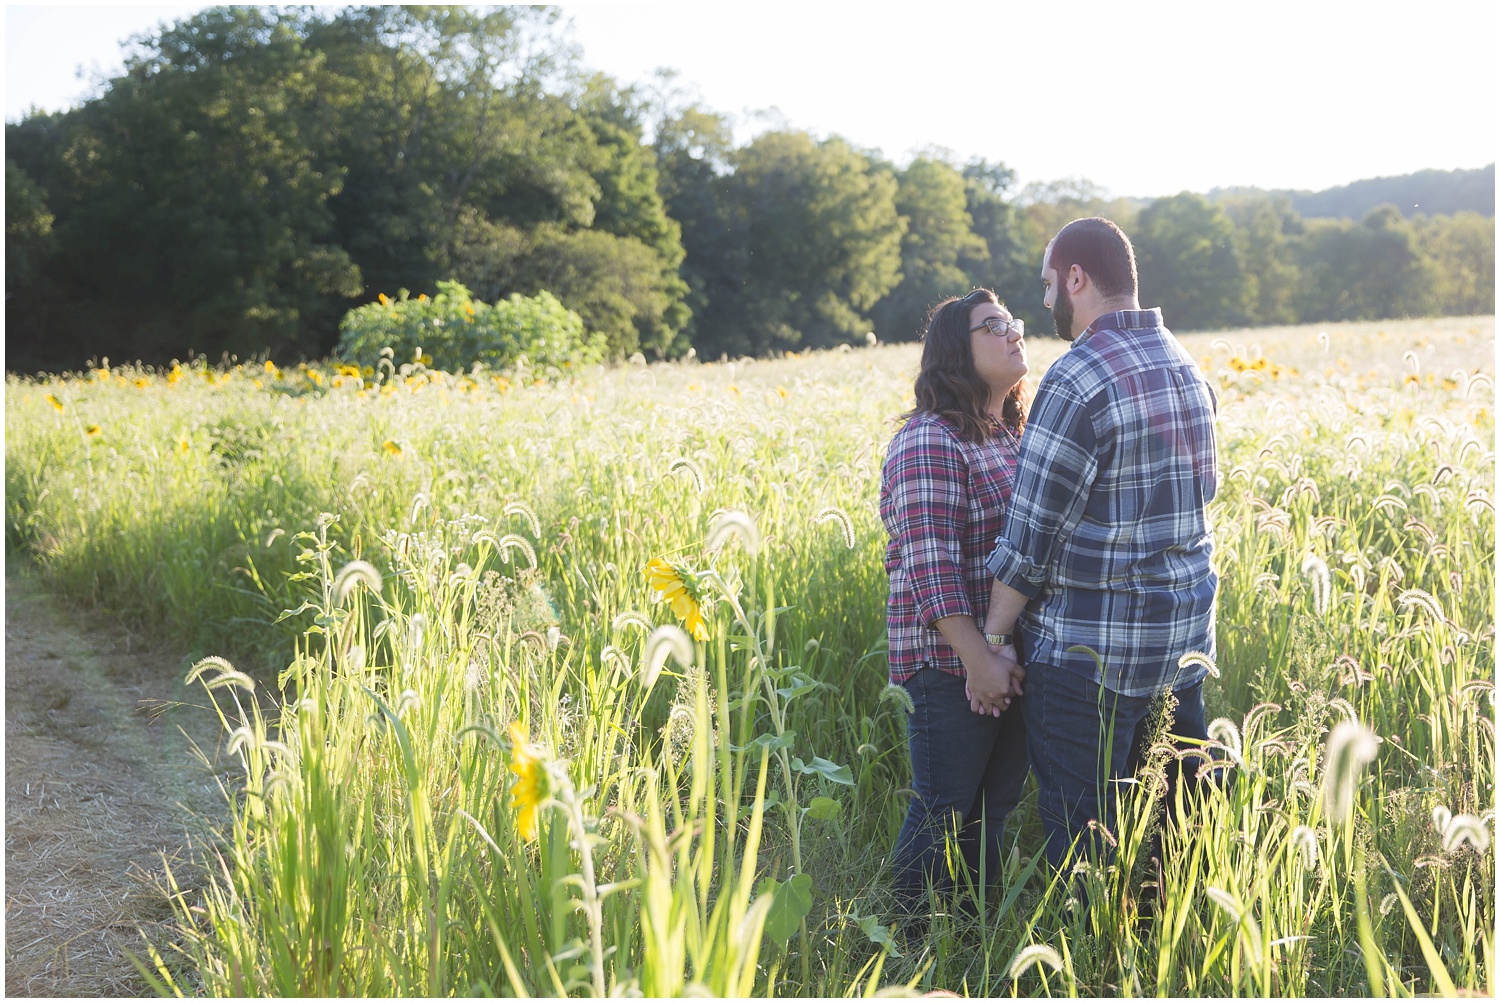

{"left": 4, "top": 3, "right": 1496, "bottom": 199}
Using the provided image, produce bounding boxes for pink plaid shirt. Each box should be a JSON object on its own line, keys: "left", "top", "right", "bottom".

{"left": 880, "top": 410, "right": 1020, "bottom": 684}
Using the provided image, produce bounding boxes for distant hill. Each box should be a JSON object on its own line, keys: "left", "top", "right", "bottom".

{"left": 1207, "top": 164, "right": 1494, "bottom": 219}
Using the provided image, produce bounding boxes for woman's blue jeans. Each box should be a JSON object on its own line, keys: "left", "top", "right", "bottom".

{"left": 891, "top": 664, "right": 1029, "bottom": 912}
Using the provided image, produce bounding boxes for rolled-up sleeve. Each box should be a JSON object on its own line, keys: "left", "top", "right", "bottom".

{"left": 987, "top": 378, "right": 1098, "bottom": 597}
{"left": 882, "top": 421, "right": 973, "bottom": 626}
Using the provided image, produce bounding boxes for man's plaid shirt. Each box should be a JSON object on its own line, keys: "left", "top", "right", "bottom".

{"left": 881, "top": 411, "right": 1020, "bottom": 684}
{"left": 986, "top": 309, "right": 1219, "bottom": 697}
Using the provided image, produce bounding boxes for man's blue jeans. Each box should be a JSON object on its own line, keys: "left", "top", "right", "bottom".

{"left": 891, "top": 664, "right": 1029, "bottom": 911}
{"left": 1021, "top": 662, "right": 1208, "bottom": 870}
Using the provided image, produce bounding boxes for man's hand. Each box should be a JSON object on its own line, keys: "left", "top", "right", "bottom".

{"left": 965, "top": 646, "right": 1024, "bottom": 717}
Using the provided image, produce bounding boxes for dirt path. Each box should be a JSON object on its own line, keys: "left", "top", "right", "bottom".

{"left": 5, "top": 569, "right": 234, "bottom": 996}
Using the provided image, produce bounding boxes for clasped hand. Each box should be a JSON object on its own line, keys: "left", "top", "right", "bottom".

{"left": 965, "top": 645, "right": 1024, "bottom": 717}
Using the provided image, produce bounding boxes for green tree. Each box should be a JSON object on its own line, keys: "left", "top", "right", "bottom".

{"left": 4, "top": 160, "right": 55, "bottom": 298}
{"left": 6, "top": 5, "right": 694, "bottom": 368}
{"left": 693, "top": 131, "right": 905, "bottom": 357}
{"left": 311, "top": 9, "right": 689, "bottom": 358}
{"left": 7, "top": 7, "right": 361, "bottom": 367}
{"left": 1223, "top": 195, "right": 1303, "bottom": 326}
{"left": 1413, "top": 212, "right": 1494, "bottom": 317}
{"left": 1295, "top": 205, "right": 1436, "bottom": 321}
{"left": 649, "top": 96, "right": 739, "bottom": 352}
{"left": 961, "top": 160, "right": 1042, "bottom": 332}
{"left": 1134, "top": 192, "right": 1247, "bottom": 331}
{"left": 1018, "top": 178, "right": 1141, "bottom": 252}
{"left": 869, "top": 157, "right": 986, "bottom": 342}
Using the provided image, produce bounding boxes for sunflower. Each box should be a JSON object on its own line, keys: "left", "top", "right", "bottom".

{"left": 645, "top": 557, "right": 710, "bottom": 641}
{"left": 508, "top": 721, "right": 550, "bottom": 842}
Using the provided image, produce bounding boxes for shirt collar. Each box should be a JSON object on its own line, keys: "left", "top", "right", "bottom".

{"left": 1075, "top": 307, "right": 1164, "bottom": 345}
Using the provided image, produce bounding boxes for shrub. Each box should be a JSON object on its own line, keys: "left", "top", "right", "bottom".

{"left": 335, "top": 281, "right": 607, "bottom": 372}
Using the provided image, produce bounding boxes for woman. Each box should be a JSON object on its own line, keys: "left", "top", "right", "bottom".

{"left": 880, "top": 288, "right": 1030, "bottom": 917}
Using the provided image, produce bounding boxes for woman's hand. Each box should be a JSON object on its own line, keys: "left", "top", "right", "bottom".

{"left": 930, "top": 614, "right": 1024, "bottom": 717}
{"left": 964, "top": 646, "right": 1024, "bottom": 717}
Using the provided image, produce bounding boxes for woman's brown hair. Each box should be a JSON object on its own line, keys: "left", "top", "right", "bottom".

{"left": 903, "top": 289, "right": 1029, "bottom": 442}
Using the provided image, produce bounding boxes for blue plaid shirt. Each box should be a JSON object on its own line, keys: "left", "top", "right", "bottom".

{"left": 986, "top": 309, "right": 1218, "bottom": 697}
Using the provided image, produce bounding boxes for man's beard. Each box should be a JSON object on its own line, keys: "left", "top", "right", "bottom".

{"left": 1052, "top": 283, "right": 1076, "bottom": 341}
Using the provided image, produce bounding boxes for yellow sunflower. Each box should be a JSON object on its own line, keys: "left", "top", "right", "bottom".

{"left": 645, "top": 558, "right": 710, "bottom": 641}
{"left": 508, "top": 721, "right": 550, "bottom": 842}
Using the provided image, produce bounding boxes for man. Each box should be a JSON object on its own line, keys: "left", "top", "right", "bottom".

{"left": 968, "top": 217, "right": 1219, "bottom": 871}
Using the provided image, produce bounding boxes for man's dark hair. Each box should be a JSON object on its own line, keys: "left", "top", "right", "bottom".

{"left": 1048, "top": 217, "right": 1138, "bottom": 299}
{"left": 903, "top": 289, "right": 1028, "bottom": 442}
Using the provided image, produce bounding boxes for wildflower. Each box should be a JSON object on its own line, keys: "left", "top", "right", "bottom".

{"left": 84, "top": 424, "right": 101, "bottom": 437}
{"left": 508, "top": 721, "right": 550, "bottom": 841}
{"left": 382, "top": 439, "right": 402, "bottom": 456}
{"left": 46, "top": 394, "right": 64, "bottom": 412}
{"left": 135, "top": 377, "right": 151, "bottom": 389}
{"left": 645, "top": 557, "right": 710, "bottom": 641}
{"left": 378, "top": 292, "right": 391, "bottom": 307}
{"left": 177, "top": 435, "right": 190, "bottom": 455}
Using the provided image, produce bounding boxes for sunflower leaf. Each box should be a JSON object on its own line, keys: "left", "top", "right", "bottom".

{"left": 756, "top": 873, "right": 814, "bottom": 944}
{"left": 790, "top": 756, "right": 854, "bottom": 786}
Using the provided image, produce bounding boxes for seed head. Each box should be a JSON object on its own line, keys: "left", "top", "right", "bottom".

{"left": 1301, "top": 555, "right": 1331, "bottom": 615}
{"left": 642, "top": 624, "right": 694, "bottom": 693}
{"left": 185, "top": 655, "right": 255, "bottom": 692}
{"left": 1322, "top": 719, "right": 1379, "bottom": 818}
{"left": 705, "top": 509, "right": 762, "bottom": 557}
{"left": 668, "top": 457, "right": 708, "bottom": 494}
{"left": 1178, "top": 650, "right": 1219, "bottom": 679}
{"left": 879, "top": 682, "right": 916, "bottom": 715}
{"left": 813, "top": 506, "right": 857, "bottom": 550}
{"left": 1441, "top": 814, "right": 1491, "bottom": 854}
{"left": 1007, "top": 944, "right": 1065, "bottom": 980}
{"left": 334, "top": 560, "right": 384, "bottom": 605}
{"left": 1396, "top": 588, "right": 1446, "bottom": 623}
{"left": 503, "top": 501, "right": 541, "bottom": 538}
{"left": 1289, "top": 825, "right": 1319, "bottom": 870}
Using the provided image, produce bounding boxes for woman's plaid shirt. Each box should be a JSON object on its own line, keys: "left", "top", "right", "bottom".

{"left": 986, "top": 309, "right": 1219, "bottom": 697}
{"left": 880, "top": 410, "right": 1019, "bottom": 684}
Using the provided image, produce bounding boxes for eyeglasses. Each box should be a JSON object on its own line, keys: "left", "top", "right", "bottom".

{"left": 969, "top": 316, "right": 1024, "bottom": 338}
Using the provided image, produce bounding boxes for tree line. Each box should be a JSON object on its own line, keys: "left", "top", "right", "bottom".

{"left": 5, "top": 6, "right": 1494, "bottom": 373}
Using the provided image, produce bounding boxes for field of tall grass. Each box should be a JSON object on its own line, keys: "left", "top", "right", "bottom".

{"left": 5, "top": 315, "right": 1494, "bottom": 996}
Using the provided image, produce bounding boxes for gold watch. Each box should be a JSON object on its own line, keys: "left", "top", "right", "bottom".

{"left": 984, "top": 632, "right": 1014, "bottom": 646}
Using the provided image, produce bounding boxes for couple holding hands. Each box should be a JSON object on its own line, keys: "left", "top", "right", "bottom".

{"left": 880, "top": 217, "right": 1220, "bottom": 918}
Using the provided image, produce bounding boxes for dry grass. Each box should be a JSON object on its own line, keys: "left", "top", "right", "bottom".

{"left": 4, "top": 570, "right": 229, "bottom": 997}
